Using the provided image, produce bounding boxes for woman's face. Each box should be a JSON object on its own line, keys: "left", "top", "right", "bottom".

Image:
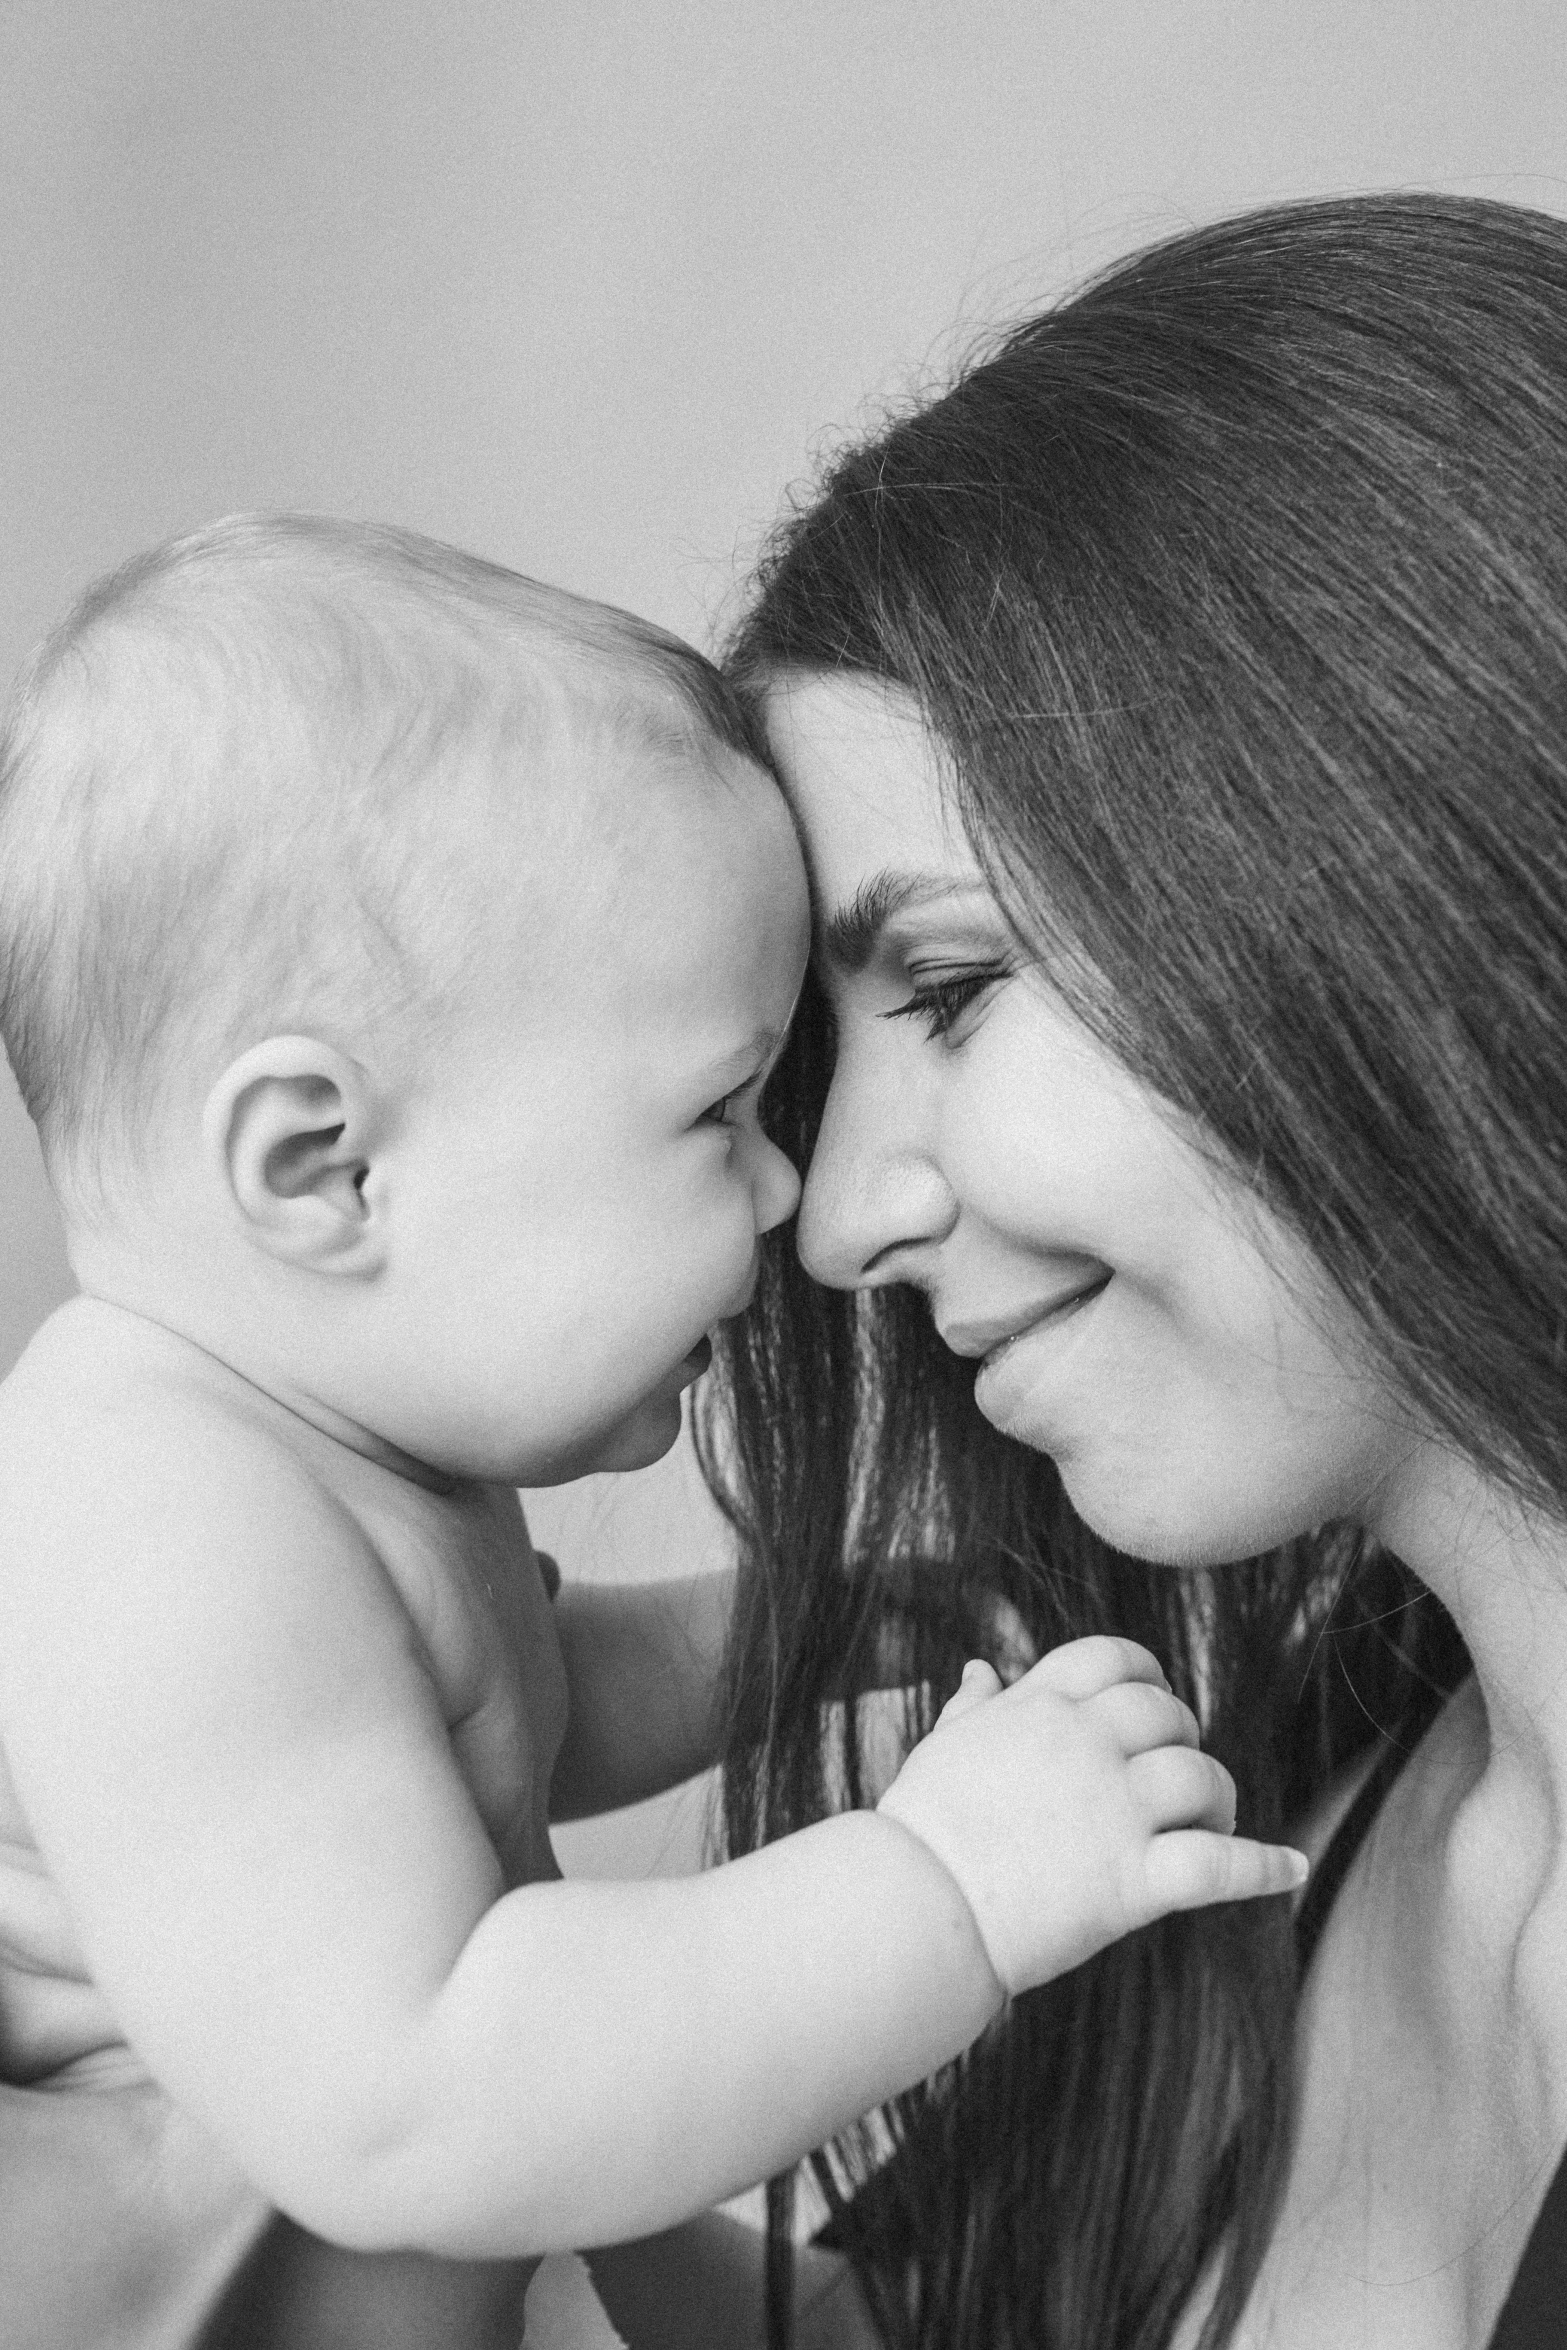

{"left": 765, "top": 672, "right": 1419, "bottom": 1567}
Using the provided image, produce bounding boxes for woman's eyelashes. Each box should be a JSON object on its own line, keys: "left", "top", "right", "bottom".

{"left": 884, "top": 961, "right": 1011, "bottom": 1041}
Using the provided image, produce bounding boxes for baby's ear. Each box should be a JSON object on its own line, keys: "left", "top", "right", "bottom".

{"left": 204, "top": 1036, "right": 384, "bottom": 1274}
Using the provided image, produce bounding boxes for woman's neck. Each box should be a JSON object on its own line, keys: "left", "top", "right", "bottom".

{"left": 1370, "top": 1441, "right": 1567, "bottom": 1890}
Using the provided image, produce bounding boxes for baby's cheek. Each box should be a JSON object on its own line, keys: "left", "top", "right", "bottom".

{"left": 696, "top": 1177, "right": 762, "bottom": 1270}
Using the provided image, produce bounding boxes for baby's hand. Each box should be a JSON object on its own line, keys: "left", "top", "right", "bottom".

{"left": 877, "top": 1635, "right": 1307, "bottom": 1998}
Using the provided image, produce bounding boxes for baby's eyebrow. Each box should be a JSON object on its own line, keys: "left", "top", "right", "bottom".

{"left": 698, "top": 1026, "right": 787, "bottom": 1092}
{"left": 819, "top": 872, "right": 994, "bottom": 971}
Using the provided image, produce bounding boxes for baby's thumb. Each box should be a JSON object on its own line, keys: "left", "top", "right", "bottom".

{"left": 937, "top": 1658, "right": 1004, "bottom": 1725}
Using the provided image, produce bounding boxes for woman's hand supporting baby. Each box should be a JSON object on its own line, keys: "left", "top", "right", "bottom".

{"left": 877, "top": 1635, "right": 1307, "bottom": 1997}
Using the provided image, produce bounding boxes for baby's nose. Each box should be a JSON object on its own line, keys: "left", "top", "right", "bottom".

{"left": 754, "top": 1134, "right": 801, "bottom": 1235}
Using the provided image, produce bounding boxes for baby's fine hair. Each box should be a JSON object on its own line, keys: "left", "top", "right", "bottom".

{"left": 0, "top": 513, "right": 763, "bottom": 1210}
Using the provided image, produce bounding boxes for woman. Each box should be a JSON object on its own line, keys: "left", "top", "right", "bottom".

{"left": 706, "top": 192, "right": 1566, "bottom": 2349}
{"left": 6, "top": 191, "right": 1561, "bottom": 2350}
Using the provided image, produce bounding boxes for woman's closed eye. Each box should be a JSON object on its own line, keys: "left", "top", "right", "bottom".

{"left": 884, "top": 962, "right": 1011, "bottom": 1042}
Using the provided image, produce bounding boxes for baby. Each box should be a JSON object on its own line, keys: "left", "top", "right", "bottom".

{"left": 0, "top": 517, "right": 1305, "bottom": 2327}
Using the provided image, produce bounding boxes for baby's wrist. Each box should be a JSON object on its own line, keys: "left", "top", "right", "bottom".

{"left": 870, "top": 1795, "right": 1009, "bottom": 2013}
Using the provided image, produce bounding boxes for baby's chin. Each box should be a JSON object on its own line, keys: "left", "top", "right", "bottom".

{"left": 526, "top": 1392, "right": 687, "bottom": 1485}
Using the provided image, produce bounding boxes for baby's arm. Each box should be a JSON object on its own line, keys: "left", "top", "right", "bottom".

{"left": 546, "top": 1550, "right": 995, "bottom": 1821}
{"left": 0, "top": 1407, "right": 1301, "bottom": 2264}
{"left": 548, "top": 1566, "right": 731, "bottom": 1819}
{"left": 0, "top": 1420, "right": 987, "bottom": 2257}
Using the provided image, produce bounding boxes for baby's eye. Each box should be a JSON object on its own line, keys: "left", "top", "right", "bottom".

{"left": 884, "top": 963, "right": 1009, "bottom": 1042}
{"left": 697, "top": 1069, "right": 765, "bottom": 1129}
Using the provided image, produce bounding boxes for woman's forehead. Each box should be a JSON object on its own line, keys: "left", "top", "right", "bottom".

{"left": 761, "top": 672, "right": 982, "bottom": 917}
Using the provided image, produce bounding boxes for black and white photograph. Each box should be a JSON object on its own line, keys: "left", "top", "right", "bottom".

{"left": 2, "top": 7, "right": 1566, "bottom": 2345}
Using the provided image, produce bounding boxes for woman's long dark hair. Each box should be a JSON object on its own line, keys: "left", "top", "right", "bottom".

{"left": 699, "top": 194, "right": 1567, "bottom": 2348}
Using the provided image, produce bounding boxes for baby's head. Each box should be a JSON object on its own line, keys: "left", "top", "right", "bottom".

{"left": 0, "top": 515, "right": 807, "bottom": 1480}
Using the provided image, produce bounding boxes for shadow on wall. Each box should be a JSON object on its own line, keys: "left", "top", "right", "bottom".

{"left": 0, "top": 1064, "right": 73, "bottom": 1377}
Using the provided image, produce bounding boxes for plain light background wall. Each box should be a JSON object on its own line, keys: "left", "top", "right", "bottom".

{"left": 3, "top": 0, "right": 1565, "bottom": 1859}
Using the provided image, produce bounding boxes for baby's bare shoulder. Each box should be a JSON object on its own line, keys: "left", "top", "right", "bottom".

{"left": 0, "top": 1298, "right": 365, "bottom": 1585}
{"left": 0, "top": 1304, "right": 431, "bottom": 1798}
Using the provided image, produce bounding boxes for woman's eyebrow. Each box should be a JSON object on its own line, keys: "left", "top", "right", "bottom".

{"left": 820, "top": 872, "right": 994, "bottom": 971}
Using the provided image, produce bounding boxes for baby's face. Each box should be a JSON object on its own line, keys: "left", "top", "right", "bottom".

{"left": 384, "top": 734, "right": 808, "bottom": 1483}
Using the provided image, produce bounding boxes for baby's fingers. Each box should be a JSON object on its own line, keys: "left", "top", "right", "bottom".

{"left": 1128, "top": 1745, "right": 1237, "bottom": 1835}
{"left": 936, "top": 1659, "right": 1003, "bottom": 1725}
{"left": 1143, "top": 1830, "right": 1309, "bottom": 1916}
{"left": 1031, "top": 1635, "right": 1169, "bottom": 1702}
{"left": 1093, "top": 1681, "right": 1201, "bottom": 1756}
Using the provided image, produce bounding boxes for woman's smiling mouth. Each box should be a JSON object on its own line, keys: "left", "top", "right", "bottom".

{"left": 961, "top": 1273, "right": 1113, "bottom": 1425}
{"left": 939, "top": 1268, "right": 1112, "bottom": 1364}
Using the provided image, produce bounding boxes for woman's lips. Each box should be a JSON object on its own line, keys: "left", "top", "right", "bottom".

{"left": 987, "top": 1277, "right": 1110, "bottom": 1364}
{"left": 939, "top": 1269, "right": 1111, "bottom": 1362}
{"left": 967, "top": 1274, "right": 1111, "bottom": 1421}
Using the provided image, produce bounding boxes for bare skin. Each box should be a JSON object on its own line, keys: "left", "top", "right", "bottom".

{"left": 1170, "top": 1484, "right": 1567, "bottom": 2350}
{"left": 769, "top": 670, "right": 1567, "bottom": 2350}
{"left": 0, "top": 664, "right": 1304, "bottom": 2344}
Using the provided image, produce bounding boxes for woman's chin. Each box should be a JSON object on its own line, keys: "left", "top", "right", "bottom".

{"left": 971, "top": 1379, "right": 1329, "bottom": 1565}
{"left": 1052, "top": 1471, "right": 1189, "bottom": 1564}
{"left": 1057, "top": 1458, "right": 1320, "bottom": 1570}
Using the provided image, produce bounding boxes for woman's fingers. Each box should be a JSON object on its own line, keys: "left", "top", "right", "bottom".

{"left": 1143, "top": 1830, "right": 1309, "bottom": 1915}
{"left": 1091, "top": 1681, "right": 1201, "bottom": 1755}
{"left": 1030, "top": 1635, "right": 1170, "bottom": 1701}
{"left": 1127, "top": 1744, "right": 1238, "bottom": 1835}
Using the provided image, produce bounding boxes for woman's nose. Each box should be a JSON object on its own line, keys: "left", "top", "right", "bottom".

{"left": 796, "top": 1042, "right": 956, "bottom": 1290}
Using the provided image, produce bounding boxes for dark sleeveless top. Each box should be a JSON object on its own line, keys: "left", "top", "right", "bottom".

{"left": 1296, "top": 1676, "right": 1567, "bottom": 2350}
